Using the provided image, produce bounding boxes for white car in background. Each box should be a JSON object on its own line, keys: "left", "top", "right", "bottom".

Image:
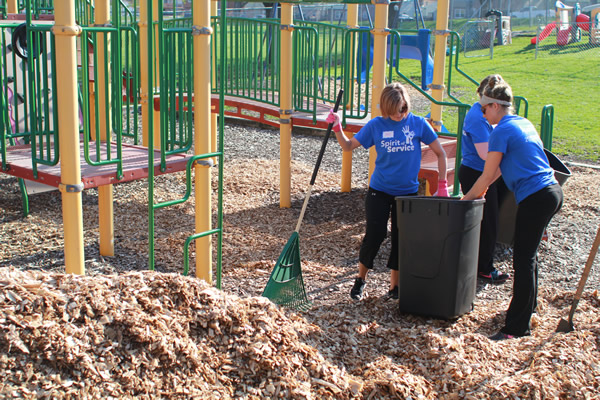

{"left": 510, "top": 6, "right": 554, "bottom": 18}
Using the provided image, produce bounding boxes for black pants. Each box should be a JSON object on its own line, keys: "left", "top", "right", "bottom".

{"left": 502, "top": 184, "right": 563, "bottom": 336}
{"left": 459, "top": 165, "right": 499, "bottom": 275}
{"left": 359, "top": 188, "right": 416, "bottom": 271}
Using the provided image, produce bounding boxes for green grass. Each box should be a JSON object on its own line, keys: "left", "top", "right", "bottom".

{"left": 446, "top": 35, "right": 598, "bottom": 162}
{"left": 391, "top": 34, "right": 598, "bottom": 162}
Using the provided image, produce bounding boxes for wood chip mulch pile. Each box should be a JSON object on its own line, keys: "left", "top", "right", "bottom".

{"left": 1, "top": 123, "right": 600, "bottom": 399}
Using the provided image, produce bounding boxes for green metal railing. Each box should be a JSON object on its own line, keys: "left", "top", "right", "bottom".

{"left": 75, "top": 0, "right": 95, "bottom": 27}
{"left": 292, "top": 25, "right": 319, "bottom": 119}
{"left": 27, "top": 25, "right": 59, "bottom": 178}
{"left": 120, "top": 25, "right": 139, "bottom": 144}
{"left": 80, "top": 26, "right": 125, "bottom": 179}
{"left": 158, "top": 26, "right": 194, "bottom": 164}
{"left": 18, "top": 0, "right": 53, "bottom": 18}
{"left": 293, "top": 20, "right": 347, "bottom": 116}
{"left": 540, "top": 104, "right": 554, "bottom": 150}
{"left": 212, "top": 16, "right": 281, "bottom": 107}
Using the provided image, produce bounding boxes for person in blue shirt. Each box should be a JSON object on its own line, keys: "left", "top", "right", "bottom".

{"left": 462, "top": 76, "right": 563, "bottom": 340}
{"left": 460, "top": 74, "right": 510, "bottom": 284}
{"left": 327, "top": 83, "right": 448, "bottom": 301}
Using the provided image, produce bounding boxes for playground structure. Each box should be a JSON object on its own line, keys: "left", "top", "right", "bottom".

{"left": 583, "top": 4, "right": 600, "bottom": 44}
{"left": 1, "top": 0, "right": 222, "bottom": 282}
{"left": 532, "top": 1, "right": 600, "bottom": 45}
{"left": 484, "top": 9, "right": 512, "bottom": 46}
{"left": 0, "top": 0, "right": 543, "bottom": 281}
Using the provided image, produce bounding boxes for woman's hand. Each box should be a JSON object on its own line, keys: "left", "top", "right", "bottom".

{"left": 462, "top": 151, "right": 503, "bottom": 200}
{"left": 326, "top": 110, "right": 343, "bottom": 133}
{"left": 434, "top": 179, "right": 449, "bottom": 197}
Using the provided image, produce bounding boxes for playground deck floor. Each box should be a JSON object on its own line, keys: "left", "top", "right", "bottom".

{"left": 3, "top": 142, "right": 190, "bottom": 189}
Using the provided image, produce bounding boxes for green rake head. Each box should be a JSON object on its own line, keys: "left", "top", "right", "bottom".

{"left": 262, "top": 232, "right": 312, "bottom": 311}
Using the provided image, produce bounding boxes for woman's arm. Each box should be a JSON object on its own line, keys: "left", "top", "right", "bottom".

{"left": 334, "top": 129, "right": 362, "bottom": 152}
{"left": 428, "top": 139, "right": 447, "bottom": 181}
{"left": 462, "top": 151, "right": 503, "bottom": 200}
{"left": 474, "top": 142, "right": 489, "bottom": 160}
{"left": 327, "top": 111, "right": 362, "bottom": 152}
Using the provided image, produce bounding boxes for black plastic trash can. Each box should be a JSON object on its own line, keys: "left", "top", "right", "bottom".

{"left": 497, "top": 149, "right": 572, "bottom": 245}
{"left": 395, "top": 196, "right": 485, "bottom": 319}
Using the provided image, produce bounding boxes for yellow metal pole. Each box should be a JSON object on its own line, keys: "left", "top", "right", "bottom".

{"left": 152, "top": 2, "right": 161, "bottom": 150}
{"left": 193, "top": 0, "right": 213, "bottom": 282}
{"left": 95, "top": 0, "right": 115, "bottom": 257}
{"left": 7, "top": 0, "right": 17, "bottom": 14}
{"left": 279, "top": 3, "right": 293, "bottom": 208}
{"left": 369, "top": 0, "right": 389, "bottom": 178}
{"left": 53, "top": 1, "right": 85, "bottom": 275}
{"left": 341, "top": 4, "right": 359, "bottom": 193}
{"left": 211, "top": 0, "right": 218, "bottom": 158}
{"left": 430, "top": 0, "right": 450, "bottom": 131}
{"left": 140, "top": 0, "right": 150, "bottom": 146}
{"left": 139, "top": 0, "right": 161, "bottom": 149}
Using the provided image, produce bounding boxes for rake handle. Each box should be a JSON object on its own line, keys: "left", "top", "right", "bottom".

{"left": 567, "top": 222, "right": 600, "bottom": 324}
{"left": 310, "top": 89, "right": 344, "bottom": 185}
{"left": 295, "top": 89, "right": 344, "bottom": 233}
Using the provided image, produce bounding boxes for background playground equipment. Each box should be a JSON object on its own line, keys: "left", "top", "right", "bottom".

{"left": 532, "top": 5, "right": 600, "bottom": 57}
{"left": 531, "top": 1, "right": 598, "bottom": 45}
{"left": 484, "top": 9, "right": 512, "bottom": 46}
{"left": 579, "top": 4, "right": 600, "bottom": 44}
{"left": 357, "top": 28, "right": 434, "bottom": 91}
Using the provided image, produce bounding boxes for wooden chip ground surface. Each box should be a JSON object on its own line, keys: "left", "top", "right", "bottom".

{"left": 1, "top": 123, "right": 599, "bottom": 399}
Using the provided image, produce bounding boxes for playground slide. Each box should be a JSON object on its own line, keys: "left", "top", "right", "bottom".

{"left": 358, "top": 29, "right": 433, "bottom": 91}
{"left": 531, "top": 22, "right": 556, "bottom": 44}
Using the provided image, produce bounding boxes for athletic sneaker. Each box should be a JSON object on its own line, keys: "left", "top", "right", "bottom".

{"left": 478, "top": 269, "right": 510, "bottom": 283}
{"left": 488, "top": 331, "right": 515, "bottom": 341}
{"left": 385, "top": 286, "right": 399, "bottom": 300}
{"left": 542, "top": 229, "right": 550, "bottom": 241}
{"left": 350, "top": 277, "right": 366, "bottom": 300}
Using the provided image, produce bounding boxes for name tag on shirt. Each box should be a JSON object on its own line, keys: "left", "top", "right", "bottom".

{"left": 383, "top": 131, "right": 394, "bottom": 139}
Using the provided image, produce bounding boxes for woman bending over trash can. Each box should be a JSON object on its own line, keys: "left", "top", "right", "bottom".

{"left": 459, "top": 74, "right": 510, "bottom": 284}
{"left": 327, "top": 82, "right": 448, "bottom": 301}
{"left": 462, "top": 76, "right": 563, "bottom": 340}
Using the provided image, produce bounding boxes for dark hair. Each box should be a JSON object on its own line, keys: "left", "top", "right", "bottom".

{"left": 482, "top": 75, "right": 513, "bottom": 110}
{"left": 477, "top": 74, "right": 503, "bottom": 96}
{"left": 380, "top": 83, "right": 411, "bottom": 118}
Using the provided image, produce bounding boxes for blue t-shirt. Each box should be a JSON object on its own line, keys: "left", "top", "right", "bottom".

{"left": 461, "top": 102, "right": 492, "bottom": 172}
{"left": 489, "top": 115, "right": 557, "bottom": 204}
{"left": 355, "top": 113, "right": 438, "bottom": 196}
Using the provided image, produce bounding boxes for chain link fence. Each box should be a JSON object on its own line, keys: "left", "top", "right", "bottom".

{"left": 534, "top": 21, "right": 600, "bottom": 58}
{"left": 460, "top": 20, "right": 495, "bottom": 58}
